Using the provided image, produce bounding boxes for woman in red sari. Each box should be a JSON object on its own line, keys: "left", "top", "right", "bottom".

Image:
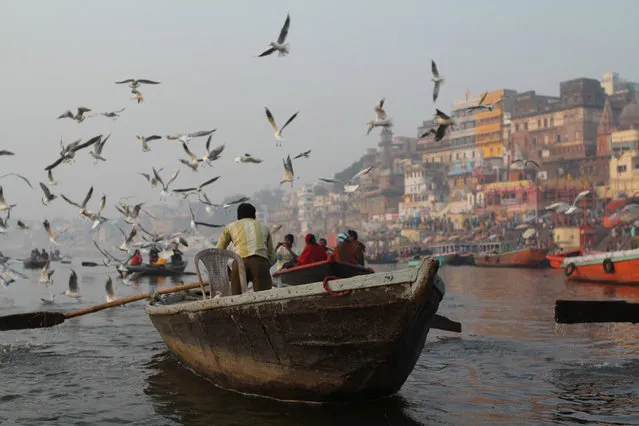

{"left": 296, "top": 234, "right": 328, "bottom": 266}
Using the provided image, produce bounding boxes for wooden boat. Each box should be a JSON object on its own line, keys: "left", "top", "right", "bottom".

{"left": 21, "top": 258, "right": 48, "bottom": 269}
{"left": 473, "top": 247, "right": 549, "bottom": 268}
{"left": 272, "top": 256, "right": 374, "bottom": 286}
{"left": 146, "top": 259, "right": 445, "bottom": 403}
{"left": 562, "top": 248, "right": 639, "bottom": 284}
{"left": 126, "top": 262, "right": 187, "bottom": 277}
{"left": 365, "top": 256, "right": 398, "bottom": 265}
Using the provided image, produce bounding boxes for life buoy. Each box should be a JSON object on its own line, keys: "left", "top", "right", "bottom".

{"left": 603, "top": 258, "right": 615, "bottom": 274}
{"left": 564, "top": 262, "right": 576, "bottom": 277}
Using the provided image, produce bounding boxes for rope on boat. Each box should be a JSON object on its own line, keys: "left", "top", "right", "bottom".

{"left": 322, "top": 276, "right": 352, "bottom": 297}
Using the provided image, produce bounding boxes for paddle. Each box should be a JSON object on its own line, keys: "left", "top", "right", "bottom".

{"left": 0, "top": 281, "right": 205, "bottom": 332}
{"left": 431, "top": 314, "right": 462, "bottom": 332}
{"left": 555, "top": 300, "right": 639, "bottom": 324}
{"left": 82, "top": 261, "right": 100, "bottom": 267}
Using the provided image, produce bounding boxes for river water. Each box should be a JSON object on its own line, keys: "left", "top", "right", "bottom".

{"left": 0, "top": 259, "right": 638, "bottom": 425}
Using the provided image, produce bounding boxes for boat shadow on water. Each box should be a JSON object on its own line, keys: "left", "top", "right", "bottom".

{"left": 144, "top": 352, "right": 425, "bottom": 426}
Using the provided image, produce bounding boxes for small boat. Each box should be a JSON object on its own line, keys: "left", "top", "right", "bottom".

{"left": 562, "top": 249, "right": 639, "bottom": 284}
{"left": 473, "top": 247, "right": 549, "bottom": 268}
{"left": 272, "top": 256, "right": 374, "bottom": 286}
{"left": 365, "top": 256, "right": 398, "bottom": 265}
{"left": 21, "top": 258, "right": 48, "bottom": 269}
{"left": 146, "top": 259, "right": 446, "bottom": 403}
{"left": 126, "top": 262, "right": 187, "bottom": 277}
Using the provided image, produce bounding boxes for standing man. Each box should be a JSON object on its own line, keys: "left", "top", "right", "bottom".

{"left": 217, "top": 203, "right": 276, "bottom": 295}
{"left": 347, "top": 229, "right": 366, "bottom": 266}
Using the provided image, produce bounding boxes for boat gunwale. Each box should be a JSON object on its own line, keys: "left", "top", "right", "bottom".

{"left": 146, "top": 259, "right": 441, "bottom": 317}
{"left": 272, "top": 257, "right": 374, "bottom": 277}
{"left": 560, "top": 248, "right": 639, "bottom": 268}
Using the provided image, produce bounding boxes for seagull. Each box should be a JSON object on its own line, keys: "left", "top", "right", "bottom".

{"left": 318, "top": 166, "right": 374, "bottom": 193}
{"left": 173, "top": 176, "right": 221, "bottom": 198}
{"left": 61, "top": 186, "right": 93, "bottom": 216}
{"left": 265, "top": 107, "right": 298, "bottom": 147}
{"left": 58, "top": 107, "right": 91, "bottom": 123}
{"left": 0, "top": 214, "right": 9, "bottom": 234}
{"left": 39, "top": 261, "right": 54, "bottom": 285}
{"left": 45, "top": 135, "right": 102, "bottom": 170}
{"left": 293, "top": 150, "right": 311, "bottom": 159}
{"left": 200, "top": 138, "right": 225, "bottom": 165}
{"left": 235, "top": 153, "right": 263, "bottom": 164}
{"left": 431, "top": 60, "right": 444, "bottom": 102}
{"left": 188, "top": 206, "right": 224, "bottom": 231}
{"left": 0, "top": 173, "right": 32, "bottom": 188}
{"left": 131, "top": 89, "right": 144, "bottom": 104}
{"left": 40, "top": 182, "right": 57, "bottom": 206}
{"left": 105, "top": 277, "right": 116, "bottom": 303}
{"left": 153, "top": 168, "right": 180, "bottom": 199}
{"left": 43, "top": 219, "right": 70, "bottom": 245}
{"left": 40, "top": 295, "right": 56, "bottom": 305}
{"left": 115, "top": 202, "right": 144, "bottom": 225}
{"left": 366, "top": 98, "right": 393, "bottom": 135}
{"left": 0, "top": 150, "right": 14, "bottom": 156}
{"left": 199, "top": 193, "right": 217, "bottom": 214}
{"left": 139, "top": 172, "right": 159, "bottom": 188}
{"left": 280, "top": 155, "right": 295, "bottom": 186}
{"left": 166, "top": 130, "right": 216, "bottom": 145}
{"left": 271, "top": 224, "right": 283, "bottom": 235}
{"left": 137, "top": 135, "right": 162, "bottom": 152}
{"left": 564, "top": 191, "right": 591, "bottom": 215}
{"left": 179, "top": 143, "right": 203, "bottom": 172}
{"left": 89, "top": 133, "right": 110, "bottom": 163}
{"left": 257, "top": 13, "right": 291, "bottom": 58}
{"left": 92, "top": 108, "right": 126, "bottom": 120}
{"left": 511, "top": 159, "right": 540, "bottom": 169}
{"left": 93, "top": 240, "right": 132, "bottom": 273}
{"left": 421, "top": 109, "right": 455, "bottom": 142}
{"left": 117, "top": 226, "right": 137, "bottom": 252}
{"left": 0, "top": 186, "right": 17, "bottom": 211}
{"left": 48, "top": 170, "right": 58, "bottom": 186}
{"left": 115, "top": 78, "right": 161, "bottom": 90}
{"left": 62, "top": 270, "right": 81, "bottom": 299}
{"left": 16, "top": 220, "right": 28, "bottom": 230}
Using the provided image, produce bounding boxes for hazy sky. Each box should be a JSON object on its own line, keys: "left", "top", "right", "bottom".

{"left": 1, "top": 0, "right": 638, "bottom": 221}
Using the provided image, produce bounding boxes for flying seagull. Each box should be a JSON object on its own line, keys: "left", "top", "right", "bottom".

{"left": 318, "top": 166, "right": 374, "bottom": 193}
{"left": 234, "top": 153, "right": 263, "bottom": 164}
{"left": 62, "top": 270, "right": 81, "bottom": 299}
{"left": 39, "top": 262, "right": 54, "bottom": 285}
{"left": 131, "top": 88, "right": 144, "bottom": 104}
{"left": 173, "top": 176, "right": 221, "bottom": 198}
{"left": 89, "top": 133, "right": 111, "bottom": 163}
{"left": 115, "top": 78, "right": 161, "bottom": 89}
{"left": 200, "top": 138, "right": 225, "bottom": 165}
{"left": 58, "top": 107, "right": 91, "bottom": 123}
{"left": 564, "top": 191, "right": 591, "bottom": 215}
{"left": 420, "top": 109, "right": 455, "bottom": 141}
{"left": 179, "top": 143, "right": 203, "bottom": 172}
{"left": 97, "top": 108, "right": 126, "bottom": 119}
{"left": 366, "top": 97, "right": 393, "bottom": 135}
{"left": 463, "top": 92, "right": 504, "bottom": 112}
{"left": 16, "top": 220, "right": 29, "bottom": 230}
{"left": 257, "top": 13, "right": 291, "bottom": 58}
{"left": 43, "top": 219, "right": 70, "bottom": 245}
{"left": 0, "top": 173, "right": 32, "bottom": 188}
{"left": 48, "top": 170, "right": 58, "bottom": 186}
{"left": 61, "top": 186, "right": 94, "bottom": 216}
{"left": 166, "top": 130, "right": 216, "bottom": 145}
{"left": 265, "top": 107, "right": 298, "bottom": 147}
{"left": 0, "top": 150, "right": 14, "bottom": 156}
{"left": 137, "top": 135, "right": 162, "bottom": 152}
{"left": 105, "top": 277, "right": 116, "bottom": 303}
{"left": 188, "top": 206, "right": 224, "bottom": 231}
{"left": 45, "top": 135, "right": 102, "bottom": 170}
{"left": 511, "top": 159, "right": 540, "bottom": 169}
{"left": 0, "top": 186, "right": 16, "bottom": 211}
{"left": 280, "top": 155, "right": 295, "bottom": 186}
{"left": 293, "top": 150, "right": 311, "bottom": 159}
{"left": 40, "top": 182, "right": 57, "bottom": 206}
{"left": 431, "top": 60, "right": 444, "bottom": 102}
{"left": 153, "top": 168, "right": 180, "bottom": 199}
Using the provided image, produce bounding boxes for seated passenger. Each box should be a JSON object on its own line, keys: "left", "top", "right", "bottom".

{"left": 297, "top": 234, "right": 328, "bottom": 266}
{"left": 130, "top": 249, "right": 143, "bottom": 266}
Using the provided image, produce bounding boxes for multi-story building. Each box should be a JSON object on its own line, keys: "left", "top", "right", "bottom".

{"left": 476, "top": 89, "right": 517, "bottom": 160}
{"left": 609, "top": 97, "right": 639, "bottom": 197}
{"left": 296, "top": 184, "right": 315, "bottom": 234}
{"left": 403, "top": 164, "right": 428, "bottom": 201}
{"left": 600, "top": 72, "right": 639, "bottom": 96}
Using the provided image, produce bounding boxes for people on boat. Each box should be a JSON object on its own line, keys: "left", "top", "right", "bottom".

{"left": 347, "top": 230, "right": 366, "bottom": 266}
{"left": 275, "top": 234, "right": 298, "bottom": 271}
{"left": 149, "top": 247, "right": 159, "bottom": 265}
{"left": 32, "top": 248, "right": 40, "bottom": 259}
{"left": 41, "top": 249, "right": 49, "bottom": 261}
{"left": 170, "top": 242, "right": 183, "bottom": 265}
{"left": 319, "top": 238, "right": 333, "bottom": 256}
{"left": 297, "top": 234, "right": 328, "bottom": 266}
{"left": 217, "top": 202, "right": 276, "bottom": 295}
{"left": 130, "top": 249, "right": 143, "bottom": 266}
{"left": 154, "top": 256, "right": 167, "bottom": 266}
{"left": 334, "top": 232, "right": 358, "bottom": 265}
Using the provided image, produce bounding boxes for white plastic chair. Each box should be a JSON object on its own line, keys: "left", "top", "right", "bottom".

{"left": 194, "top": 248, "right": 248, "bottom": 299}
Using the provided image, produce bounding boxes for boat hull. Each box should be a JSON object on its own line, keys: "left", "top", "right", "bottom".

{"left": 21, "top": 259, "right": 48, "bottom": 269}
{"left": 563, "top": 249, "right": 639, "bottom": 284}
{"left": 547, "top": 249, "right": 583, "bottom": 269}
{"left": 126, "top": 263, "right": 186, "bottom": 277}
{"left": 272, "top": 258, "right": 374, "bottom": 286}
{"left": 473, "top": 248, "right": 549, "bottom": 268}
{"left": 365, "top": 258, "right": 398, "bottom": 265}
{"left": 147, "top": 260, "right": 443, "bottom": 402}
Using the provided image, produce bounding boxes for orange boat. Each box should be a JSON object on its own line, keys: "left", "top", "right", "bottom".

{"left": 562, "top": 249, "right": 639, "bottom": 284}
{"left": 473, "top": 247, "right": 549, "bottom": 268}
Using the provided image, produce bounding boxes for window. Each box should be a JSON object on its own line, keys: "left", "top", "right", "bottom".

{"left": 537, "top": 120, "right": 541, "bottom": 128}
{"left": 532, "top": 137, "right": 537, "bottom": 146}
{"left": 544, "top": 118, "right": 548, "bottom": 128}
{"left": 564, "top": 133, "right": 568, "bottom": 141}
{"left": 456, "top": 153, "right": 460, "bottom": 160}
{"left": 515, "top": 124, "right": 519, "bottom": 131}
{"left": 617, "top": 165, "right": 627, "bottom": 173}
{"left": 522, "top": 192, "right": 528, "bottom": 202}
{"left": 525, "top": 123, "right": 529, "bottom": 130}
{"left": 544, "top": 135, "right": 549, "bottom": 144}
{"left": 556, "top": 134, "right": 561, "bottom": 142}
{"left": 576, "top": 131, "right": 580, "bottom": 140}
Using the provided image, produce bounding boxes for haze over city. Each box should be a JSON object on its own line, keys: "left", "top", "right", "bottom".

{"left": 0, "top": 0, "right": 637, "bottom": 220}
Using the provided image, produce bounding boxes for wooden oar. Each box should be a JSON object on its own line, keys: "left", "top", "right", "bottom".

{"left": 555, "top": 300, "right": 639, "bottom": 324}
{"left": 431, "top": 314, "right": 462, "bottom": 332}
{"left": 0, "top": 281, "right": 205, "bottom": 332}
